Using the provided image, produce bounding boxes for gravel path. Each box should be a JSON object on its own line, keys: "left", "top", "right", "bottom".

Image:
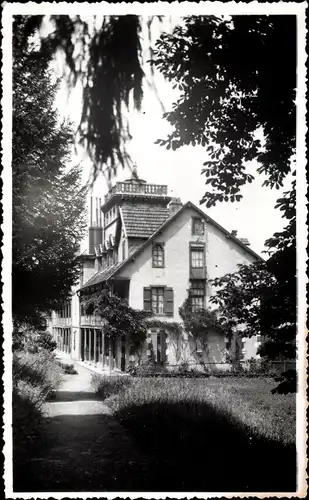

{"left": 16, "top": 364, "right": 151, "bottom": 493}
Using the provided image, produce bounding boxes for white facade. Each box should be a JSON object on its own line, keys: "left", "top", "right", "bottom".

{"left": 50, "top": 176, "right": 262, "bottom": 371}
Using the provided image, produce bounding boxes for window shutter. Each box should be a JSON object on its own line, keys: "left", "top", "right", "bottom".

{"left": 164, "top": 287, "right": 174, "bottom": 316}
{"left": 143, "top": 287, "right": 151, "bottom": 311}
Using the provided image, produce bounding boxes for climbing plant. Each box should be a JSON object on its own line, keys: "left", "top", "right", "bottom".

{"left": 179, "top": 297, "right": 225, "bottom": 350}
{"left": 81, "top": 289, "right": 151, "bottom": 352}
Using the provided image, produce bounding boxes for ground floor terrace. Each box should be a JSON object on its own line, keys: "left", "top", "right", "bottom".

{"left": 52, "top": 326, "right": 126, "bottom": 371}
{"left": 51, "top": 323, "right": 229, "bottom": 373}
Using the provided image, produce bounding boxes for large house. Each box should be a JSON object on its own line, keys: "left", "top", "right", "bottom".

{"left": 50, "top": 172, "right": 262, "bottom": 372}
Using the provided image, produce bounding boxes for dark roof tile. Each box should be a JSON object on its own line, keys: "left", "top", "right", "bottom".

{"left": 121, "top": 203, "right": 169, "bottom": 238}
{"left": 80, "top": 261, "right": 123, "bottom": 290}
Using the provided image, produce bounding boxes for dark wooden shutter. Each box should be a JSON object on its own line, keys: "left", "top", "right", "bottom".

{"left": 143, "top": 287, "right": 151, "bottom": 311}
{"left": 164, "top": 287, "right": 174, "bottom": 316}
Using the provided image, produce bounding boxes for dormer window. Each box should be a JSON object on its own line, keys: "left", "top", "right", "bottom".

{"left": 152, "top": 243, "right": 165, "bottom": 268}
{"left": 192, "top": 217, "right": 204, "bottom": 235}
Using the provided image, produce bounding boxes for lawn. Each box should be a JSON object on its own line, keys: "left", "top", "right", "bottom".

{"left": 92, "top": 375, "right": 296, "bottom": 492}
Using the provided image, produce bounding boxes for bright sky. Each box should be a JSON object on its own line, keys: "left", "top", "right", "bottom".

{"left": 53, "top": 16, "right": 288, "bottom": 256}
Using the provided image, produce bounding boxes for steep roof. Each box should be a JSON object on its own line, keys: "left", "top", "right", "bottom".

{"left": 80, "top": 261, "right": 123, "bottom": 290}
{"left": 120, "top": 203, "right": 170, "bottom": 238}
{"left": 111, "top": 201, "right": 262, "bottom": 277}
{"left": 80, "top": 201, "right": 263, "bottom": 291}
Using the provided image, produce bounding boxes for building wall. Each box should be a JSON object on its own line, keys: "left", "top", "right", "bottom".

{"left": 242, "top": 336, "right": 261, "bottom": 360}
{"left": 51, "top": 204, "right": 261, "bottom": 365}
{"left": 82, "top": 259, "right": 96, "bottom": 285}
{"left": 118, "top": 229, "right": 127, "bottom": 261}
{"left": 204, "top": 220, "right": 257, "bottom": 306}
{"left": 165, "top": 328, "right": 227, "bottom": 366}
{"left": 115, "top": 206, "right": 260, "bottom": 362}
{"left": 117, "top": 206, "right": 257, "bottom": 321}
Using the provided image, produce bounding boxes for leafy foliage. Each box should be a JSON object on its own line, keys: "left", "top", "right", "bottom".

{"left": 152, "top": 15, "right": 296, "bottom": 208}
{"left": 14, "top": 16, "right": 297, "bottom": 365}
{"left": 81, "top": 289, "right": 151, "bottom": 352}
{"left": 179, "top": 297, "right": 224, "bottom": 346}
{"left": 210, "top": 259, "right": 296, "bottom": 360}
{"left": 19, "top": 14, "right": 145, "bottom": 182}
{"left": 13, "top": 17, "right": 87, "bottom": 328}
{"left": 13, "top": 348, "right": 64, "bottom": 486}
{"left": 145, "top": 319, "right": 182, "bottom": 336}
{"left": 272, "top": 370, "right": 297, "bottom": 395}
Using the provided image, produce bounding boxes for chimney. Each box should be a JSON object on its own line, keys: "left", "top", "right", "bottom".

{"left": 88, "top": 195, "right": 104, "bottom": 254}
{"left": 168, "top": 197, "right": 183, "bottom": 216}
{"left": 239, "top": 237, "right": 250, "bottom": 246}
{"left": 231, "top": 230, "right": 237, "bottom": 237}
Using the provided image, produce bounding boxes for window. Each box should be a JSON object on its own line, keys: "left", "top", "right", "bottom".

{"left": 151, "top": 287, "right": 165, "bottom": 314}
{"left": 190, "top": 280, "right": 205, "bottom": 312}
{"left": 152, "top": 243, "right": 164, "bottom": 268}
{"left": 190, "top": 246, "right": 204, "bottom": 268}
{"left": 256, "top": 334, "right": 261, "bottom": 342}
{"left": 122, "top": 240, "right": 126, "bottom": 260}
{"left": 192, "top": 217, "right": 204, "bottom": 235}
{"left": 144, "top": 287, "right": 174, "bottom": 316}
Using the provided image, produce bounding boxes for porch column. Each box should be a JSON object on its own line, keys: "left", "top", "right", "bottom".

{"left": 62, "top": 330, "right": 65, "bottom": 352}
{"left": 94, "top": 329, "right": 97, "bottom": 363}
{"left": 102, "top": 330, "right": 105, "bottom": 367}
{"left": 85, "top": 328, "right": 88, "bottom": 361}
{"left": 89, "top": 328, "right": 92, "bottom": 362}
{"left": 83, "top": 329, "right": 86, "bottom": 362}
{"left": 68, "top": 329, "right": 71, "bottom": 354}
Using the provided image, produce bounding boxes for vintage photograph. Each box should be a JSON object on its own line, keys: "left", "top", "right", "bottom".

{"left": 2, "top": 1, "right": 307, "bottom": 497}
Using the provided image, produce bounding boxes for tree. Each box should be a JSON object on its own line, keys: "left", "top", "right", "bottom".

{"left": 209, "top": 258, "right": 296, "bottom": 360}
{"left": 18, "top": 15, "right": 296, "bottom": 193}
{"left": 13, "top": 17, "right": 87, "bottom": 329}
{"left": 13, "top": 16, "right": 297, "bottom": 357}
{"left": 81, "top": 289, "right": 150, "bottom": 353}
{"left": 152, "top": 16, "right": 296, "bottom": 360}
{"left": 152, "top": 15, "right": 296, "bottom": 208}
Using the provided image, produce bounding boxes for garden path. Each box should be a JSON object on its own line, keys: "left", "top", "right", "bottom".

{"left": 18, "top": 363, "right": 150, "bottom": 492}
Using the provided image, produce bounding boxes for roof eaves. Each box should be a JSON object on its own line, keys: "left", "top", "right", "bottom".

{"left": 90, "top": 201, "right": 263, "bottom": 285}
{"left": 119, "top": 206, "right": 127, "bottom": 238}
{"left": 109, "top": 205, "right": 187, "bottom": 279}
{"left": 186, "top": 201, "right": 263, "bottom": 261}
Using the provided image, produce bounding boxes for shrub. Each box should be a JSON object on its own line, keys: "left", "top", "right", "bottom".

{"left": 35, "top": 331, "right": 57, "bottom": 352}
{"left": 13, "top": 350, "right": 63, "bottom": 393}
{"left": 57, "top": 361, "right": 78, "bottom": 375}
{"left": 90, "top": 373, "right": 132, "bottom": 399}
{"left": 13, "top": 349, "right": 64, "bottom": 475}
{"left": 272, "top": 369, "right": 297, "bottom": 394}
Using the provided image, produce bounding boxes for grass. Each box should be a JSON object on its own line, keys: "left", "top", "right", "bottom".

{"left": 92, "top": 375, "right": 296, "bottom": 492}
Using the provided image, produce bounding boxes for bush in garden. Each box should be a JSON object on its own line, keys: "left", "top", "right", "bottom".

{"left": 90, "top": 373, "right": 132, "bottom": 399}
{"left": 13, "top": 349, "right": 64, "bottom": 478}
{"left": 57, "top": 361, "right": 78, "bottom": 375}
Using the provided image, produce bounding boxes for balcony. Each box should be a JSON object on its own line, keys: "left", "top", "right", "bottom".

{"left": 104, "top": 182, "right": 168, "bottom": 203}
{"left": 53, "top": 317, "right": 72, "bottom": 327}
{"left": 81, "top": 315, "right": 102, "bottom": 327}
